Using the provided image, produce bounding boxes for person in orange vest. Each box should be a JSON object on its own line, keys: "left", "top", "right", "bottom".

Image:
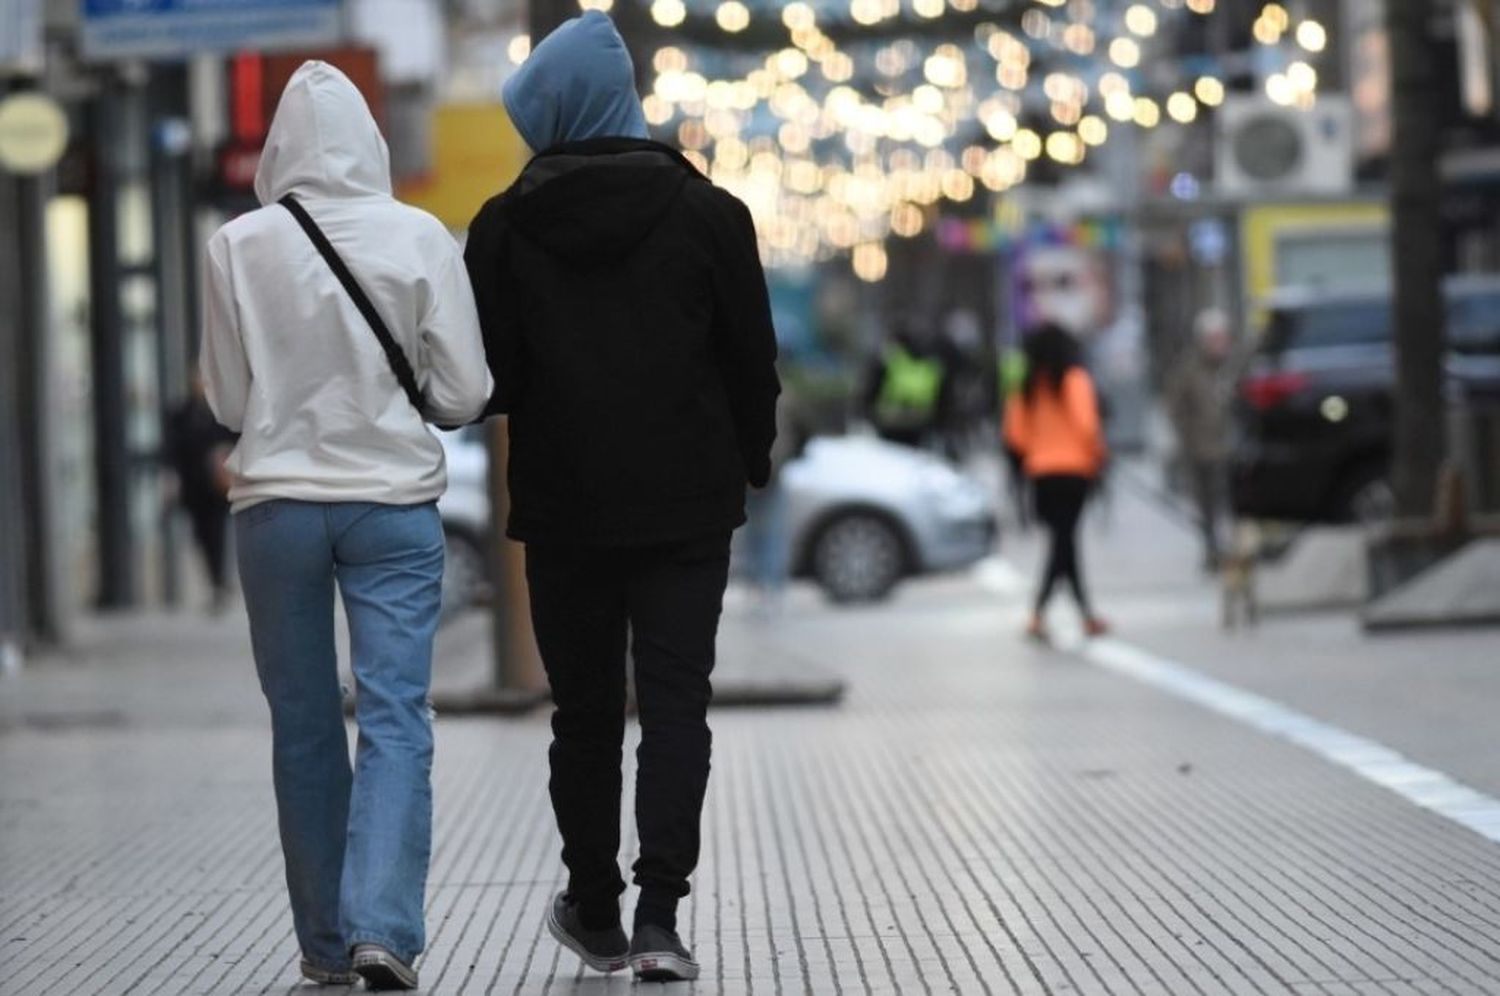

{"left": 1003, "top": 323, "right": 1110, "bottom": 642}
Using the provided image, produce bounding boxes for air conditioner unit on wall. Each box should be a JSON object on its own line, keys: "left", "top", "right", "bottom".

{"left": 1216, "top": 96, "right": 1354, "bottom": 197}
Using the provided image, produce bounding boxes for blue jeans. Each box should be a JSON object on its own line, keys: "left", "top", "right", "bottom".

{"left": 236, "top": 500, "right": 443, "bottom": 970}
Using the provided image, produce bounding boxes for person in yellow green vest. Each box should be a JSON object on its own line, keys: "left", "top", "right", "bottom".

{"left": 862, "top": 321, "right": 952, "bottom": 450}
{"left": 999, "top": 345, "right": 1031, "bottom": 529}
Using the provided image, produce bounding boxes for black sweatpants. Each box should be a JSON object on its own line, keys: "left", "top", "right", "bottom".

{"left": 525, "top": 532, "right": 731, "bottom": 933}
{"left": 1031, "top": 474, "right": 1093, "bottom": 616}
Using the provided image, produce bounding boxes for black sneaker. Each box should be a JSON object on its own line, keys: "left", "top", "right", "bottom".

{"left": 630, "top": 923, "right": 700, "bottom": 982}
{"left": 351, "top": 944, "right": 418, "bottom": 991}
{"left": 545, "top": 891, "right": 629, "bottom": 973}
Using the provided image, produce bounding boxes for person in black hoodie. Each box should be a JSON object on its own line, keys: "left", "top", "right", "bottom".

{"left": 463, "top": 11, "right": 779, "bottom": 983}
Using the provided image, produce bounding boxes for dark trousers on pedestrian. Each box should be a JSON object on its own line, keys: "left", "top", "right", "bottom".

{"left": 1187, "top": 458, "right": 1226, "bottom": 568}
{"left": 525, "top": 532, "right": 731, "bottom": 934}
{"left": 187, "top": 497, "right": 231, "bottom": 597}
{"left": 1032, "top": 474, "right": 1093, "bottom": 616}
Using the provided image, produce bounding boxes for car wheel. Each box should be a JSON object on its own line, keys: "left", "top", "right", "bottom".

{"left": 810, "top": 512, "right": 906, "bottom": 603}
{"left": 441, "top": 529, "right": 489, "bottom": 620}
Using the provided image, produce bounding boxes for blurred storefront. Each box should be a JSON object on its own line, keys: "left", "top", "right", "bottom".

{"left": 1, "top": 0, "right": 475, "bottom": 657}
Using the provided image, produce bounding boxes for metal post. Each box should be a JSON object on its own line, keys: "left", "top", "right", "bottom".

{"left": 149, "top": 65, "right": 194, "bottom": 608}
{"left": 0, "top": 169, "right": 30, "bottom": 672}
{"left": 481, "top": 417, "right": 546, "bottom": 705}
{"left": 89, "top": 79, "right": 136, "bottom": 609}
{"left": 15, "top": 167, "right": 63, "bottom": 644}
{"left": 1386, "top": 0, "right": 1449, "bottom": 518}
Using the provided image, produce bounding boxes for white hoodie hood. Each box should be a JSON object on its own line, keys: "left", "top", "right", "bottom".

{"left": 254, "top": 60, "right": 391, "bottom": 205}
{"left": 200, "top": 60, "right": 492, "bottom": 512}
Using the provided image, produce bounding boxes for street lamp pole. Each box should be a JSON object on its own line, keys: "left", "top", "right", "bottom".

{"left": 1385, "top": 0, "right": 1448, "bottom": 518}
{"left": 0, "top": 169, "right": 28, "bottom": 675}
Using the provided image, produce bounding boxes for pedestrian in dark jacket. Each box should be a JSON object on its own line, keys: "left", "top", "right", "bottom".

{"left": 1166, "top": 308, "right": 1234, "bottom": 570}
{"left": 463, "top": 11, "right": 780, "bottom": 983}
{"left": 163, "top": 376, "right": 237, "bottom": 612}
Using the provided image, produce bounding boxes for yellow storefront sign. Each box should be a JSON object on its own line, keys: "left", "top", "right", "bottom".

{"left": 1241, "top": 201, "right": 1390, "bottom": 331}
{"left": 398, "top": 104, "right": 527, "bottom": 231}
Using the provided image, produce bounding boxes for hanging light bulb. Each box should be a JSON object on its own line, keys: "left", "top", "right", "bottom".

{"left": 1297, "top": 20, "right": 1328, "bottom": 53}
{"left": 853, "top": 242, "right": 889, "bottom": 282}
{"left": 1078, "top": 115, "right": 1108, "bottom": 146}
{"left": 782, "top": 2, "right": 816, "bottom": 30}
{"left": 1194, "top": 76, "right": 1225, "bottom": 107}
{"left": 1167, "top": 92, "right": 1198, "bottom": 123}
{"left": 1109, "top": 38, "right": 1141, "bottom": 69}
{"left": 651, "top": 0, "right": 685, "bottom": 27}
{"left": 1124, "top": 4, "right": 1157, "bottom": 36}
{"left": 715, "top": 1, "right": 750, "bottom": 33}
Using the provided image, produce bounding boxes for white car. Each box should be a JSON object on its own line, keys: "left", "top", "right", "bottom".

{"left": 437, "top": 429, "right": 996, "bottom": 608}
{"left": 781, "top": 435, "right": 997, "bottom": 601}
{"left": 435, "top": 426, "right": 492, "bottom": 618}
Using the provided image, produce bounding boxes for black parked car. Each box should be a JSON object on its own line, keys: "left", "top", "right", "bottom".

{"left": 1230, "top": 277, "right": 1500, "bottom": 523}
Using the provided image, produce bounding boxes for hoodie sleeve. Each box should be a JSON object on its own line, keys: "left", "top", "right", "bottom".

{"left": 706, "top": 190, "right": 781, "bottom": 488}
{"left": 419, "top": 243, "right": 494, "bottom": 426}
{"left": 199, "top": 236, "right": 250, "bottom": 433}
{"left": 463, "top": 198, "right": 522, "bottom": 418}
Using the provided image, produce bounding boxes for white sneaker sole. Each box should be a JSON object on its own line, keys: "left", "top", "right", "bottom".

{"left": 300, "top": 960, "right": 360, "bottom": 986}
{"left": 546, "top": 906, "right": 629, "bottom": 973}
{"left": 631, "top": 951, "right": 701, "bottom": 982}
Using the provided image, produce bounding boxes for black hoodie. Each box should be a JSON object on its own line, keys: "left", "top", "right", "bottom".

{"left": 464, "top": 138, "right": 781, "bottom": 547}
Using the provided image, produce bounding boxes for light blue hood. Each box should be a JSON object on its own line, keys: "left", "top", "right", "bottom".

{"left": 501, "top": 10, "right": 648, "bottom": 153}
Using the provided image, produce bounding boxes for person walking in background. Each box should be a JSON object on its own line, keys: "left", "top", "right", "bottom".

{"left": 998, "top": 344, "right": 1031, "bottom": 530}
{"left": 742, "top": 382, "right": 807, "bottom": 618}
{"left": 1004, "top": 323, "right": 1109, "bottom": 642}
{"left": 463, "top": 12, "right": 779, "bottom": 983}
{"left": 1167, "top": 308, "right": 1235, "bottom": 570}
{"left": 863, "top": 317, "right": 952, "bottom": 452}
{"left": 200, "top": 61, "right": 491, "bottom": 991}
{"left": 163, "top": 375, "right": 237, "bottom": 612}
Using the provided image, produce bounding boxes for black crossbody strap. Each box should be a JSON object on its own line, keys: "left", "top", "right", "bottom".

{"left": 278, "top": 194, "right": 427, "bottom": 417}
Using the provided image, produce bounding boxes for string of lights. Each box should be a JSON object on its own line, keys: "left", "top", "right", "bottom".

{"left": 510, "top": 0, "right": 1330, "bottom": 280}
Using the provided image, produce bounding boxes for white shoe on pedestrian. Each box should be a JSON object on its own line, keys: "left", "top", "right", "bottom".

{"left": 299, "top": 958, "right": 359, "bottom": 986}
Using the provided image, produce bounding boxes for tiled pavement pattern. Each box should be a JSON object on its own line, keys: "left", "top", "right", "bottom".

{"left": 6, "top": 587, "right": 1500, "bottom": 994}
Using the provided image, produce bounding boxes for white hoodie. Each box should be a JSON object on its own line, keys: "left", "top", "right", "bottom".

{"left": 200, "top": 61, "right": 492, "bottom": 512}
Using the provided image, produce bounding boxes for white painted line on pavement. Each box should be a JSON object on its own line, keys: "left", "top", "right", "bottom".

{"left": 972, "top": 555, "right": 1028, "bottom": 597}
{"left": 1081, "top": 636, "right": 1500, "bottom": 845}
{"left": 970, "top": 560, "right": 1500, "bottom": 844}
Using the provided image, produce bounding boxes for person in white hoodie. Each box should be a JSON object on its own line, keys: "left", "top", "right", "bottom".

{"left": 199, "top": 61, "right": 491, "bottom": 991}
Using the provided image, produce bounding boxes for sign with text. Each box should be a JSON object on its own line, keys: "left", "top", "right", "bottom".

{"left": 82, "top": 0, "right": 343, "bottom": 61}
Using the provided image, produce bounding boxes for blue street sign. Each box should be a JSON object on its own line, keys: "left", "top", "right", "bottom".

{"left": 81, "top": 0, "right": 342, "bottom": 61}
